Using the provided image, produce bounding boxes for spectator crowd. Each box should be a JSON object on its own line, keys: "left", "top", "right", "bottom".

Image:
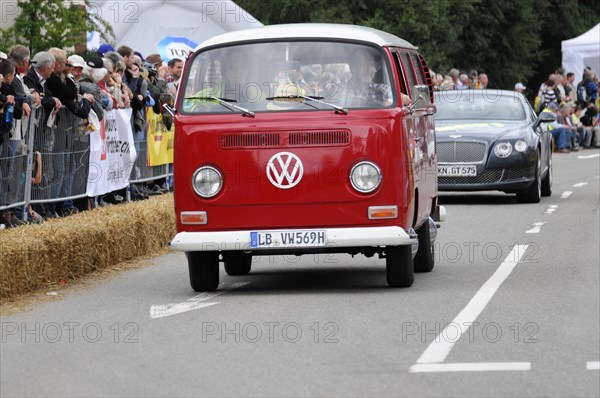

{"left": 431, "top": 66, "right": 600, "bottom": 153}
{"left": 534, "top": 67, "right": 599, "bottom": 152}
{"left": 1, "top": 44, "right": 182, "bottom": 228}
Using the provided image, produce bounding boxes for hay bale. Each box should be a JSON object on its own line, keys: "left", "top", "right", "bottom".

{"left": 0, "top": 194, "right": 176, "bottom": 302}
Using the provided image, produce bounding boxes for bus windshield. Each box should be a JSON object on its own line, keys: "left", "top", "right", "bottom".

{"left": 181, "top": 41, "right": 396, "bottom": 114}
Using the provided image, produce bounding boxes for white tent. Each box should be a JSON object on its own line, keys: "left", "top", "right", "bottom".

{"left": 87, "top": 0, "right": 262, "bottom": 60}
{"left": 561, "top": 23, "right": 600, "bottom": 86}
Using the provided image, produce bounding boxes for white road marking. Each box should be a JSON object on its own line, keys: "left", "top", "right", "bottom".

{"left": 526, "top": 222, "right": 546, "bottom": 234}
{"left": 577, "top": 153, "right": 600, "bottom": 159}
{"left": 560, "top": 191, "right": 572, "bottom": 199}
{"left": 544, "top": 205, "right": 558, "bottom": 214}
{"left": 409, "top": 362, "right": 531, "bottom": 373}
{"left": 413, "top": 245, "right": 529, "bottom": 365}
{"left": 150, "top": 282, "right": 249, "bottom": 319}
{"left": 587, "top": 361, "right": 600, "bottom": 370}
{"left": 573, "top": 182, "right": 588, "bottom": 188}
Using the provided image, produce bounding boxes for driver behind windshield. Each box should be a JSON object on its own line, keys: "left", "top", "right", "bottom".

{"left": 184, "top": 51, "right": 251, "bottom": 111}
{"left": 219, "top": 56, "right": 248, "bottom": 99}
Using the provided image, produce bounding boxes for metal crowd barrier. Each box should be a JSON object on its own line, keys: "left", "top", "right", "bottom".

{"left": 0, "top": 117, "right": 29, "bottom": 212}
{"left": 130, "top": 122, "right": 172, "bottom": 184}
{"left": 29, "top": 107, "right": 90, "bottom": 205}
{"left": 0, "top": 105, "right": 173, "bottom": 219}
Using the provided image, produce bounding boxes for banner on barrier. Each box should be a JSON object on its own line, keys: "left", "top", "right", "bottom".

{"left": 86, "top": 109, "right": 137, "bottom": 196}
{"left": 146, "top": 106, "right": 174, "bottom": 166}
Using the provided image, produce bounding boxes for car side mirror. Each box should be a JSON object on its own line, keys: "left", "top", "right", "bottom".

{"left": 534, "top": 111, "right": 556, "bottom": 128}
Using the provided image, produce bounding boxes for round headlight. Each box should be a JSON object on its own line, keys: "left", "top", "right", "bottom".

{"left": 493, "top": 142, "right": 512, "bottom": 158}
{"left": 350, "top": 161, "right": 382, "bottom": 193}
{"left": 514, "top": 140, "right": 528, "bottom": 152}
{"left": 192, "top": 166, "right": 223, "bottom": 198}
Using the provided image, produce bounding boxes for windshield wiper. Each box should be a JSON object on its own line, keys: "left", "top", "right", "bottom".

{"left": 185, "top": 96, "right": 254, "bottom": 117}
{"left": 266, "top": 95, "right": 348, "bottom": 114}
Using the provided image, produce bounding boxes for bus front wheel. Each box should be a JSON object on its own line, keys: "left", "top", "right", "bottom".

{"left": 386, "top": 245, "right": 414, "bottom": 287}
{"left": 186, "top": 251, "right": 219, "bottom": 292}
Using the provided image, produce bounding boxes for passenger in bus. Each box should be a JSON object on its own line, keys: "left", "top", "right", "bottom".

{"left": 342, "top": 48, "right": 411, "bottom": 107}
{"left": 319, "top": 71, "right": 338, "bottom": 100}
{"left": 342, "top": 48, "right": 392, "bottom": 107}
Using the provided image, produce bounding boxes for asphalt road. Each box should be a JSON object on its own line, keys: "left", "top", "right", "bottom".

{"left": 1, "top": 150, "right": 599, "bottom": 397}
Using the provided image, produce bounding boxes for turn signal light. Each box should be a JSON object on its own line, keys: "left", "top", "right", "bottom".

{"left": 180, "top": 211, "right": 207, "bottom": 225}
{"left": 368, "top": 206, "right": 398, "bottom": 220}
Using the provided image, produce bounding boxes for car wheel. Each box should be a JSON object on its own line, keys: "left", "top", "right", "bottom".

{"left": 414, "top": 221, "right": 434, "bottom": 273}
{"left": 223, "top": 253, "right": 252, "bottom": 276}
{"left": 541, "top": 154, "right": 552, "bottom": 197}
{"left": 386, "top": 245, "right": 414, "bottom": 287}
{"left": 517, "top": 153, "right": 541, "bottom": 203}
{"left": 186, "top": 251, "right": 219, "bottom": 292}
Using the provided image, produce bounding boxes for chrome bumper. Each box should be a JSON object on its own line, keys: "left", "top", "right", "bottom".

{"left": 170, "top": 226, "right": 416, "bottom": 252}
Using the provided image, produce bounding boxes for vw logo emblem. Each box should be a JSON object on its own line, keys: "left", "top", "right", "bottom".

{"left": 266, "top": 152, "right": 304, "bottom": 189}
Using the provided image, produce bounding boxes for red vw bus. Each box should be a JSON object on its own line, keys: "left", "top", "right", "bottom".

{"left": 169, "top": 24, "right": 445, "bottom": 291}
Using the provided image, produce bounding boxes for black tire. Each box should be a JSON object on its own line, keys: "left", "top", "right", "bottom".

{"left": 186, "top": 251, "right": 219, "bottom": 292}
{"left": 414, "top": 220, "right": 435, "bottom": 273}
{"left": 386, "top": 245, "right": 414, "bottom": 287}
{"left": 223, "top": 253, "right": 252, "bottom": 276}
{"left": 541, "top": 154, "right": 552, "bottom": 197}
{"left": 516, "top": 154, "right": 541, "bottom": 203}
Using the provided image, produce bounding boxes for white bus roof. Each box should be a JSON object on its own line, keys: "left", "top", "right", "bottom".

{"left": 195, "top": 23, "right": 417, "bottom": 51}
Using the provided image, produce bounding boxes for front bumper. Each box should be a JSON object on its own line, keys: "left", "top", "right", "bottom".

{"left": 438, "top": 166, "right": 536, "bottom": 192}
{"left": 170, "top": 226, "right": 416, "bottom": 252}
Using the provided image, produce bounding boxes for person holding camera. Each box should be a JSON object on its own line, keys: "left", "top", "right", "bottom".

{"left": 144, "top": 58, "right": 168, "bottom": 116}
{"left": 107, "top": 60, "right": 132, "bottom": 109}
{"left": 145, "top": 54, "right": 173, "bottom": 130}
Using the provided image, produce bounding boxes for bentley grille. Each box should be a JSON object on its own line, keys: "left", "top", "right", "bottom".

{"left": 437, "top": 141, "right": 487, "bottom": 163}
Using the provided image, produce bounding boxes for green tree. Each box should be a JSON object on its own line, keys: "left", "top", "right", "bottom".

{"left": 454, "top": 0, "right": 543, "bottom": 89}
{"left": 231, "top": 0, "right": 600, "bottom": 91}
{"left": 237, "top": 0, "right": 474, "bottom": 73}
{"left": 357, "top": 0, "right": 478, "bottom": 75}
{"left": 529, "top": 0, "right": 600, "bottom": 92}
{"left": 0, "top": 0, "right": 114, "bottom": 54}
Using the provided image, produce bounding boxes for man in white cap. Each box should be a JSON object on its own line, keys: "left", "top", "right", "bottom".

{"left": 66, "top": 54, "right": 86, "bottom": 87}
{"left": 514, "top": 82, "right": 526, "bottom": 93}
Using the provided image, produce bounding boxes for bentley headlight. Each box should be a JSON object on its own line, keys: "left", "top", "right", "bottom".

{"left": 350, "top": 161, "right": 382, "bottom": 193}
{"left": 192, "top": 166, "right": 223, "bottom": 198}
{"left": 514, "top": 140, "right": 528, "bottom": 152}
{"left": 493, "top": 142, "right": 512, "bottom": 158}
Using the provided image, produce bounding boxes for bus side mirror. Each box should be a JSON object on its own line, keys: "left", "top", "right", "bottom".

{"left": 163, "top": 103, "right": 175, "bottom": 118}
{"left": 407, "top": 84, "right": 430, "bottom": 113}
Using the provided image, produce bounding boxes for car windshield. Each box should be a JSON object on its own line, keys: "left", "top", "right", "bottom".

{"left": 434, "top": 91, "right": 526, "bottom": 121}
{"left": 180, "top": 41, "right": 396, "bottom": 114}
